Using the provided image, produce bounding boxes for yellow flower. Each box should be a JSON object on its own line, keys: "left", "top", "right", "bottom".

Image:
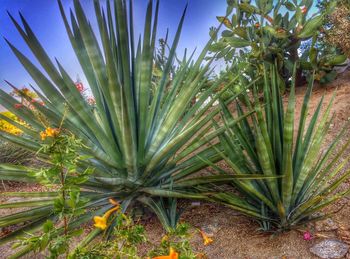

{"left": 40, "top": 127, "right": 60, "bottom": 140}
{"left": 199, "top": 230, "right": 213, "bottom": 246}
{"left": 152, "top": 247, "right": 179, "bottom": 259}
{"left": 93, "top": 206, "right": 120, "bottom": 230}
{"left": 45, "top": 127, "right": 59, "bottom": 137}
{"left": 93, "top": 215, "right": 107, "bottom": 230}
{"left": 93, "top": 198, "right": 121, "bottom": 230}
{"left": 109, "top": 198, "right": 120, "bottom": 206}
{"left": 40, "top": 131, "right": 47, "bottom": 140}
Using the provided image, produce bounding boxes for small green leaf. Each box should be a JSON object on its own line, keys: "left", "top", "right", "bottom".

{"left": 217, "top": 16, "right": 232, "bottom": 28}
{"left": 228, "top": 37, "right": 251, "bottom": 48}
{"left": 239, "top": 3, "right": 257, "bottom": 13}
{"left": 43, "top": 220, "right": 54, "bottom": 233}
{"left": 285, "top": 1, "right": 296, "bottom": 11}
{"left": 222, "top": 30, "right": 234, "bottom": 37}
{"left": 324, "top": 55, "right": 347, "bottom": 66}
{"left": 298, "top": 15, "right": 323, "bottom": 39}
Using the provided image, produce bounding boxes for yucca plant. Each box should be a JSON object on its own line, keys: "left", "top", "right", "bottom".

{"left": 210, "top": 65, "right": 350, "bottom": 231}
{"left": 0, "top": 0, "right": 262, "bottom": 256}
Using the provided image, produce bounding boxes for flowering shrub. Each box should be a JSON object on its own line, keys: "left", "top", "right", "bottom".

{"left": 0, "top": 111, "right": 22, "bottom": 135}
{"left": 10, "top": 87, "right": 43, "bottom": 109}
{"left": 71, "top": 220, "right": 209, "bottom": 259}
{"left": 4, "top": 87, "right": 46, "bottom": 134}
{"left": 147, "top": 223, "right": 204, "bottom": 259}
{"left": 14, "top": 121, "right": 93, "bottom": 257}
{"left": 74, "top": 81, "right": 96, "bottom": 107}
{"left": 72, "top": 211, "right": 147, "bottom": 259}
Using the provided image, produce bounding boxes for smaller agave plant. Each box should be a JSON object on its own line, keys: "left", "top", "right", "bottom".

{"left": 210, "top": 65, "right": 350, "bottom": 231}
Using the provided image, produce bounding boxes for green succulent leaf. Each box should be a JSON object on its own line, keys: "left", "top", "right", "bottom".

{"left": 227, "top": 37, "right": 251, "bottom": 48}
{"left": 324, "top": 55, "right": 347, "bottom": 66}
{"left": 298, "top": 15, "right": 323, "bottom": 39}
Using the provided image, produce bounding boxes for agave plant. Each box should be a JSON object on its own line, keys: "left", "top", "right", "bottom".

{"left": 210, "top": 65, "right": 350, "bottom": 231}
{"left": 0, "top": 0, "right": 261, "bottom": 255}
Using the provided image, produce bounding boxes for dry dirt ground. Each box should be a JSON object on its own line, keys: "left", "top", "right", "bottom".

{"left": 1, "top": 71, "right": 350, "bottom": 258}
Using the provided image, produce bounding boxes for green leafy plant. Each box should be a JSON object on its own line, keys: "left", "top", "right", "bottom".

{"left": 12, "top": 120, "right": 93, "bottom": 258}
{"left": 210, "top": 65, "right": 350, "bottom": 231}
{"left": 72, "top": 219, "right": 199, "bottom": 259}
{"left": 0, "top": 0, "right": 262, "bottom": 255}
{"left": 147, "top": 222, "right": 199, "bottom": 259}
{"left": 211, "top": 0, "right": 344, "bottom": 87}
{"left": 71, "top": 212, "right": 146, "bottom": 259}
{"left": 14, "top": 220, "right": 83, "bottom": 259}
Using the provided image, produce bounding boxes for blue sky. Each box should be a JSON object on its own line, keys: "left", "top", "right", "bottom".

{"left": 0, "top": 0, "right": 227, "bottom": 94}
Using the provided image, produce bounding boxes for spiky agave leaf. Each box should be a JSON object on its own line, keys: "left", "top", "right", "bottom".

{"left": 0, "top": 0, "right": 257, "bottom": 255}
{"left": 210, "top": 65, "right": 350, "bottom": 230}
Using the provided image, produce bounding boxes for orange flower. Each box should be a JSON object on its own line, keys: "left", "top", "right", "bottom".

{"left": 254, "top": 22, "right": 260, "bottom": 28}
{"left": 40, "top": 127, "right": 60, "bottom": 140}
{"left": 14, "top": 103, "right": 23, "bottom": 109}
{"left": 199, "top": 230, "right": 213, "bottom": 246}
{"left": 152, "top": 247, "right": 179, "bottom": 259}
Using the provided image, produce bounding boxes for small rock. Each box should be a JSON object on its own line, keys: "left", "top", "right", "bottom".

{"left": 201, "top": 223, "right": 219, "bottom": 237}
{"left": 191, "top": 201, "right": 201, "bottom": 207}
{"left": 312, "top": 212, "right": 326, "bottom": 218}
{"left": 316, "top": 219, "right": 338, "bottom": 232}
{"left": 310, "top": 239, "right": 349, "bottom": 259}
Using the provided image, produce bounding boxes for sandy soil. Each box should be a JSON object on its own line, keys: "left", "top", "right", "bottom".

{"left": 2, "top": 71, "right": 350, "bottom": 258}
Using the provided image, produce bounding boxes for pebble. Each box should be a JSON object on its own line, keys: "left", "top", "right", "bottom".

{"left": 191, "top": 201, "right": 201, "bottom": 207}
{"left": 201, "top": 222, "right": 219, "bottom": 237}
{"left": 316, "top": 219, "right": 338, "bottom": 232}
{"left": 310, "top": 239, "right": 349, "bottom": 259}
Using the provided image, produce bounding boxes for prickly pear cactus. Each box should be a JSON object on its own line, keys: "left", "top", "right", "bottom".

{"left": 210, "top": 0, "right": 338, "bottom": 87}
{"left": 300, "top": 36, "right": 347, "bottom": 84}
